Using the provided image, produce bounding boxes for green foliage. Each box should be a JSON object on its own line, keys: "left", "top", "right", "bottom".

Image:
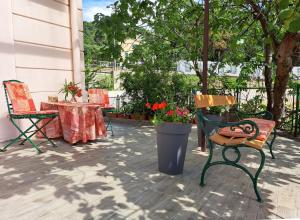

{"left": 94, "top": 74, "right": 114, "bottom": 90}
{"left": 94, "top": 10, "right": 127, "bottom": 61}
{"left": 83, "top": 22, "right": 102, "bottom": 66}
{"left": 149, "top": 103, "right": 192, "bottom": 126}
{"left": 84, "top": 0, "right": 300, "bottom": 123}
{"left": 85, "top": 66, "right": 98, "bottom": 90}
{"left": 277, "top": 0, "right": 300, "bottom": 33}
{"left": 100, "top": 0, "right": 212, "bottom": 83}
{"left": 85, "top": 66, "right": 114, "bottom": 90}
{"left": 119, "top": 102, "right": 134, "bottom": 115}
{"left": 121, "top": 71, "right": 199, "bottom": 114}
{"left": 240, "top": 95, "right": 267, "bottom": 113}
{"left": 207, "top": 106, "right": 228, "bottom": 116}
{"left": 83, "top": 9, "right": 127, "bottom": 66}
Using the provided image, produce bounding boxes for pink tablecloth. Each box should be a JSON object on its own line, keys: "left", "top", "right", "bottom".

{"left": 39, "top": 102, "right": 107, "bottom": 144}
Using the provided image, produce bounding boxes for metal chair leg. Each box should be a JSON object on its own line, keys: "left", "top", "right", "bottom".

{"left": 106, "top": 117, "right": 114, "bottom": 136}
{"left": 10, "top": 119, "right": 42, "bottom": 154}
{"left": 1, "top": 118, "right": 37, "bottom": 151}
{"left": 20, "top": 118, "right": 57, "bottom": 148}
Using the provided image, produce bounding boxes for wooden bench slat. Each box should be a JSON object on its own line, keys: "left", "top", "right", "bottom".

{"left": 209, "top": 126, "right": 276, "bottom": 150}
{"left": 194, "top": 95, "right": 236, "bottom": 108}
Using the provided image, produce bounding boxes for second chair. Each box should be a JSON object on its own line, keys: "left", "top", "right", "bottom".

{"left": 88, "top": 88, "right": 115, "bottom": 136}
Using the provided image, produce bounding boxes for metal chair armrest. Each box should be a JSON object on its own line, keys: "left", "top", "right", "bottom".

{"left": 217, "top": 119, "right": 260, "bottom": 141}
{"left": 236, "top": 109, "right": 273, "bottom": 120}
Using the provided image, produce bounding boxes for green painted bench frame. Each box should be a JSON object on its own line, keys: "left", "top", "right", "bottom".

{"left": 0, "top": 80, "right": 58, "bottom": 154}
{"left": 195, "top": 94, "right": 277, "bottom": 202}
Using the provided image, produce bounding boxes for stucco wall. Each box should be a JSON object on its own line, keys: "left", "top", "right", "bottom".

{"left": 0, "top": 0, "right": 18, "bottom": 141}
{"left": 0, "top": 0, "right": 84, "bottom": 142}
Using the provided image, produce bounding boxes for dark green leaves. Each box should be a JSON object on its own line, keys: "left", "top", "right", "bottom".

{"left": 279, "top": 8, "right": 293, "bottom": 20}
{"left": 289, "top": 17, "right": 300, "bottom": 32}
{"left": 279, "top": 0, "right": 290, "bottom": 10}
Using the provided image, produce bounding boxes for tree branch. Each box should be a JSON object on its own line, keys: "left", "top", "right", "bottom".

{"left": 245, "top": 0, "right": 279, "bottom": 52}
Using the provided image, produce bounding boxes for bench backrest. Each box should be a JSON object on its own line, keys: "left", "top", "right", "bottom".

{"left": 194, "top": 95, "right": 236, "bottom": 108}
{"left": 194, "top": 95, "right": 236, "bottom": 136}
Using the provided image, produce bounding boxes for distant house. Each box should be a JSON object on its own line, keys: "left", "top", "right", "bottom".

{"left": 176, "top": 60, "right": 300, "bottom": 79}
{"left": 121, "top": 39, "right": 140, "bottom": 61}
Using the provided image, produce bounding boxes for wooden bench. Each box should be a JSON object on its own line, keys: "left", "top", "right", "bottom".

{"left": 194, "top": 94, "right": 277, "bottom": 202}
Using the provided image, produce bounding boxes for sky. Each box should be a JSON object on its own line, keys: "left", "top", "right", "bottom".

{"left": 83, "top": 0, "right": 114, "bottom": 22}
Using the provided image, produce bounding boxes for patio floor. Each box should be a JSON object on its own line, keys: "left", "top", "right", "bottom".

{"left": 0, "top": 121, "right": 300, "bottom": 219}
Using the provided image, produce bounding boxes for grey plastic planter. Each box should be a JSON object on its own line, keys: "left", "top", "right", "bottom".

{"left": 156, "top": 122, "right": 192, "bottom": 175}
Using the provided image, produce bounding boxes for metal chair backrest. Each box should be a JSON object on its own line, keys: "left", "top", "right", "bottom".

{"left": 3, "top": 80, "right": 36, "bottom": 114}
{"left": 88, "top": 88, "right": 110, "bottom": 106}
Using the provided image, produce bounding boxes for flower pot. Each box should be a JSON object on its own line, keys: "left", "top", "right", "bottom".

{"left": 107, "top": 112, "right": 117, "bottom": 118}
{"left": 131, "top": 113, "right": 146, "bottom": 121}
{"left": 117, "top": 113, "right": 130, "bottom": 119}
{"left": 145, "top": 115, "right": 153, "bottom": 121}
{"left": 117, "top": 113, "right": 126, "bottom": 119}
{"left": 156, "top": 122, "right": 192, "bottom": 175}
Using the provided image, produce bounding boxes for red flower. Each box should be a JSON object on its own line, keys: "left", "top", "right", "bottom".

{"left": 76, "top": 89, "right": 82, "bottom": 97}
{"left": 145, "top": 102, "right": 151, "bottom": 108}
{"left": 152, "top": 103, "right": 159, "bottom": 111}
{"left": 158, "top": 101, "right": 167, "bottom": 109}
{"left": 166, "top": 110, "right": 174, "bottom": 116}
{"left": 183, "top": 108, "right": 189, "bottom": 116}
{"left": 176, "top": 107, "right": 184, "bottom": 116}
{"left": 68, "top": 84, "right": 78, "bottom": 92}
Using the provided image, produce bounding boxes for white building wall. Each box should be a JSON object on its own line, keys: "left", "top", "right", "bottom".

{"left": 0, "top": 0, "right": 84, "bottom": 142}
{"left": 0, "top": 0, "right": 18, "bottom": 142}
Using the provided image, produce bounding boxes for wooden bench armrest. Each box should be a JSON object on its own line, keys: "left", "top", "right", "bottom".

{"left": 198, "top": 110, "right": 260, "bottom": 141}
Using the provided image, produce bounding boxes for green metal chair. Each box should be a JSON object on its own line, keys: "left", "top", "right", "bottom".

{"left": 194, "top": 94, "right": 277, "bottom": 202}
{"left": 1, "top": 80, "right": 58, "bottom": 154}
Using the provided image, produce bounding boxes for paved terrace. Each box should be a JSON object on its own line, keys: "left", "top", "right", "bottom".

{"left": 0, "top": 122, "right": 299, "bottom": 219}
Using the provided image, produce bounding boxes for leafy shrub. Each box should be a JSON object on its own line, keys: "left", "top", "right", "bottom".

{"left": 94, "top": 74, "right": 114, "bottom": 90}
{"left": 120, "top": 71, "right": 199, "bottom": 114}
{"left": 240, "top": 95, "right": 266, "bottom": 113}
{"left": 85, "top": 66, "right": 114, "bottom": 90}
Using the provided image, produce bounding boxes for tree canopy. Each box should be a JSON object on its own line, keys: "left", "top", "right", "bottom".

{"left": 84, "top": 0, "right": 300, "bottom": 121}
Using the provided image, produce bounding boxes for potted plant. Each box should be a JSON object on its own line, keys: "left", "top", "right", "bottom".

{"left": 59, "top": 80, "right": 82, "bottom": 102}
{"left": 146, "top": 101, "right": 193, "bottom": 175}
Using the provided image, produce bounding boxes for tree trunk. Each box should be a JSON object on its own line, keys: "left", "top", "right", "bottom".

{"left": 272, "top": 64, "right": 290, "bottom": 122}
{"left": 272, "top": 33, "right": 300, "bottom": 123}
{"left": 263, "top": 42, "right": 273, "bottom": 112}
{"left": 193, "top": 60, "right": 203, "bottom": 88}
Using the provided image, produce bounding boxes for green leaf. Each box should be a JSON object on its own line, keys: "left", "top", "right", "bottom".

{"left": 264, "top": 36, "right": 272, "bottom": 45}
{"left": 279, "top": 0, "right": 290, "bottom": 10}
{"left": 288, "top": 17, "right": 300, "bottom": 32}
{"left": 233, "top": 0, "right": 243, "bottom": 5}
{"left": 278, "top": 8, "right": 293, "bottom": 20}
